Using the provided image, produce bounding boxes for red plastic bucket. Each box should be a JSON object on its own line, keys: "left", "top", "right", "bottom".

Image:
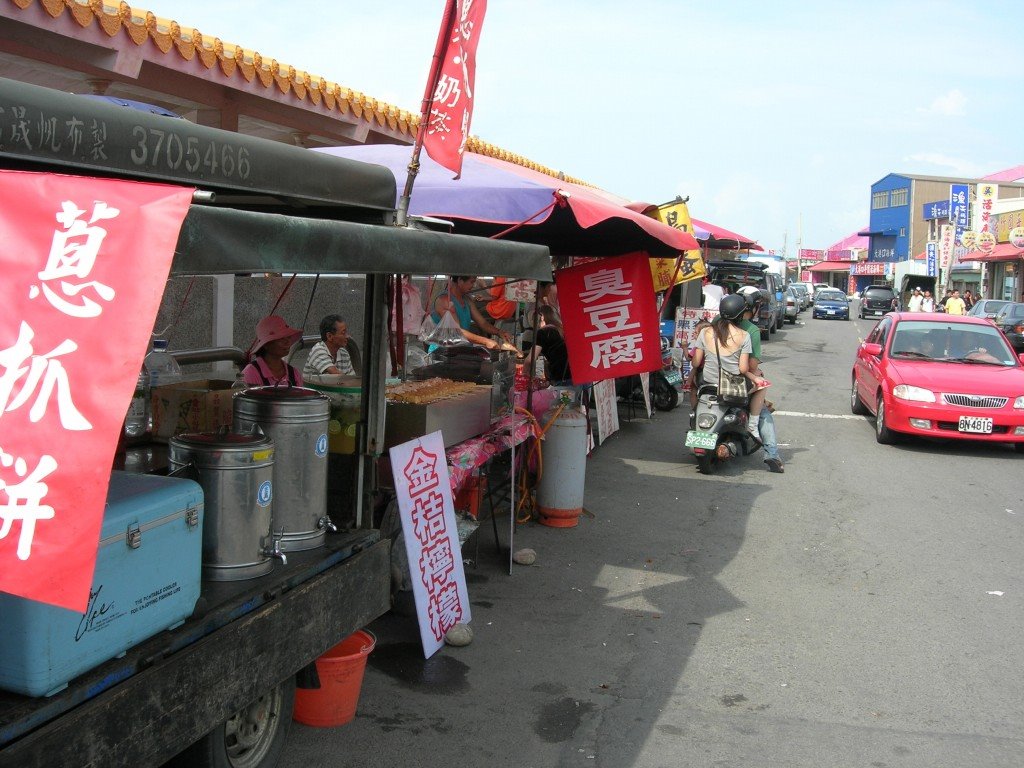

{"left": 293, "top": 630, "right": 376, "bottom": 727}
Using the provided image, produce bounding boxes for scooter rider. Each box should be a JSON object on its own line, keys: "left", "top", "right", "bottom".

{"left": 737, "top": 287, "right": 785, "bottom": 473}
{"left": 691, "top": 293, "right": 767, "bottom": 445}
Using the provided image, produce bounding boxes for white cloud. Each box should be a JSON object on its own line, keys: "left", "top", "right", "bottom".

{"left": 919, "top": 89, "right": 967, "bottom": 116}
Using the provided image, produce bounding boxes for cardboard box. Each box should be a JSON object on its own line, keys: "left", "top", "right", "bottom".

{"left": 384, "top": 386, "right": 492, "bottom": 449}
{"left": 151, "top": 379, "right": 235, "bottom": 442}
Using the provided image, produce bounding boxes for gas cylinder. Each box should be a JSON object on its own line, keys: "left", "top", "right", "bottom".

{"left": 537, "top": 396, "right": 589, "bottom": 528}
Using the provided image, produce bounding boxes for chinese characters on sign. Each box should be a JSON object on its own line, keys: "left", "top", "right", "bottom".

{"left": 974, "top": 183, "right": 996, "bottom": 253}
{"left": 557, "top": 254, "right": 661, "bottom": 385}
{"left": 0, "top": 171, "right": 192, "bottom": 611}
{"left": 926, "top": 242, "right": 938, "bottom": 277}
{"left": 422, "top": 0, "right": 488, "bottom": 177}
{"left": 949, "top": 184, "right": 969, "bottom": 246}
{"left": 390, "top": 432, "right": 471, "bottom": 658}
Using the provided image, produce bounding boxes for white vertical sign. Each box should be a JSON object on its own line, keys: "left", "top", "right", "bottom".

{"left": 390, "top": 431, "right": 471, "bottom": 658}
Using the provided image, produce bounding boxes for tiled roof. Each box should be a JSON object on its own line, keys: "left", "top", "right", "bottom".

{"left": 11, "top": 0, "right": 589, "bottom": 185}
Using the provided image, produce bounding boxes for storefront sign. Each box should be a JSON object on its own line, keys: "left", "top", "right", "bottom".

{"left": 926, "top": 242, "right": 938, "bottom": 277}
{"left": 800, "top": 248, "right": 826, "bottom": 261}
{"left": 0, "top": 171, "right": 193, "bottom": 611}
{"left": 592, "top": 378, "right": 619, "bottom": 444}
{"left": 653, "top": 199, "right": 706, "bottom": 288}
{"left": 974, "top": 183, "right": 996, "bottom": 246}
{"left": 1010, "top": 227, "right": 1024, "bottom": 249}
{"left": 938, "top": 223, "right": 955, "bottom": 269}
{"left": 673, "top": 307, "right": 715, "bottom": 386}
{"left": 850, "top": 262, "right": 888, "bottom": 276}
{"left": 422, "top": 0, "right": 488, "bottom": 177}
{"left": 558, "top": 253, "right": 661, "bottom": 385}
{"left": 950, "top": 184, "right": 969, "bottom": 245}
{"left": 390, "top": 431, "right": 471, "bottom": 658}
{"left": 922, "top": 199, "right": 950, "bottom": 220}
{"left": 503, "top": 278, "right": 537, "bottom": 303}
{"left": 995, "top": 209, "right": 1024, "bottom": 243}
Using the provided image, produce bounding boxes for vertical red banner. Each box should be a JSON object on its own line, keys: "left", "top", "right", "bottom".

{"left": 558, "top": 253, "right": 662, "bottom": 385}
{"left": 0, "top": 171, "right": 193, "bottom": 611}
{"left": 422, "top": 0, "right": 488, "bottom": 178}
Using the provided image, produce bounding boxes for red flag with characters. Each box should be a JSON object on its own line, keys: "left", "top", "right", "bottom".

{"left": 558, "top": 253, "right": 663, "bottom": 385}
{"left": 422, "top": 0, "right": 487, "bottom": 178}
{"left": 0, "top": 171, "right": 193, "bottom": 611}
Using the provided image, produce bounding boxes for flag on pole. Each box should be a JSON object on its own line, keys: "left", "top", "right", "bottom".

{"left": 422, "top": 0, "right": 487, "bottom": 178}
{"left": 652, "top": 199, "right": 706, "bottom": 288}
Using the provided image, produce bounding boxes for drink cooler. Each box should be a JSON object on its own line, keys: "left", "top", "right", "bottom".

{"left": 0, "top": 472, "right": 203, "bottom": 697}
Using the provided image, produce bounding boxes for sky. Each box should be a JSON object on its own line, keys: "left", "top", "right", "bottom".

{"left": 141, "top": 0, "right": 1024, "bottom": 253}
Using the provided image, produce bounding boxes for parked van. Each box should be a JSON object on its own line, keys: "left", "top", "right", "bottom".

{"left": 706, "top": 260, "right": 783, "bottom": 339}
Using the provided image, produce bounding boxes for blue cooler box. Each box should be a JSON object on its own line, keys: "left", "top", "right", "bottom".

{"left": 0, "top": 471, "right": 203, "bottom": 697}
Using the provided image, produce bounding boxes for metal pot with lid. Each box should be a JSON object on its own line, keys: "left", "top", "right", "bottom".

{"left": 168, "top": 427, "right": 280, "bottom": 581}
{"left": 232, "top": 386, "right": 333, "bottom": 551}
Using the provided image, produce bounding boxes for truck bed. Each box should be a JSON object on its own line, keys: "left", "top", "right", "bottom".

{"left": 0, "top": 529, "right": 390, "bottom": 768}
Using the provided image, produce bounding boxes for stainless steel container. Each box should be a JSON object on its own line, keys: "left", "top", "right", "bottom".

{"left": 168, "top": 429, "right": 278, "bottom": 581}
{"left": 233, "top": 387, "right": 332, "bottom": 551}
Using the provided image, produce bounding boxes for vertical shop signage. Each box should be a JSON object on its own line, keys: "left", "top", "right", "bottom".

{"left": 592, "top": 378, "right": 619, "bottom": 444}
{"left": 949, "top": 184, "right": 969, "bottom": 245}
{"left": 926, "top": 242, "right": 938, "bottom": 277}
{"left": 0, "top": 171, "right": 193, "bottom": 611}
{"left": 673, "top": 307, "right": 716, "bottom": 386}
{"left": 557, "top": 253, "right": 661, "bottom": 385}
{"left": 938, "top": 224, "right": 955, "bottom": 269}
{"left": 390, "top": 432, "right": 471, "bottom": 658}
{"left": 422, "top": 0, "right": 488, "bottom": 178}
{"left": 973, "top": 183, "right": 996, "bottom": 253}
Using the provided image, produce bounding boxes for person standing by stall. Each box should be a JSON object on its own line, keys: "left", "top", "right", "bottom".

{"left": 304, "top": 314, "right": 355, "bottom": 377}
{"left": 526, "top": 305, "right": 572, "bottom": 384}
{"left": 432, "top": 275, "right": 516, "bottom": 351}
{"left": 243, "top": 315, "right": 304, "bottom": 386}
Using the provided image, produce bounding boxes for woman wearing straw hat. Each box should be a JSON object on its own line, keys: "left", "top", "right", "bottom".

{"left": 242, "top": 315, "right": 305, "bottom": 387}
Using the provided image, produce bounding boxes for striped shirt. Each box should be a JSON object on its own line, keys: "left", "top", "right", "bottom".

{"left": 303, "top": 341, "right": 354, "bottom": 377}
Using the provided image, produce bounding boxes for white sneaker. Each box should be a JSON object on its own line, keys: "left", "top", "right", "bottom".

{"left": 746, "top": 420, "right": 762, "bottom": 443}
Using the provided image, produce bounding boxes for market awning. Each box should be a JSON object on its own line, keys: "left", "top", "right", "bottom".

{"left": 315, "top": 144, "right": 699, "bottom": 258}
{"left": 806, "top": 260, "right": 854, "bottom": 272}
{"left": 173, "top": 206, "right": 553, "bottom": 279}
{"left": 0, "top": 77, "right": 397, "bottom": 214}
{"left": 958, "top": 242, "right": 1024, "bottom": 263}
{"left": 691, "top": 218, "right": 763, "bottom": 251}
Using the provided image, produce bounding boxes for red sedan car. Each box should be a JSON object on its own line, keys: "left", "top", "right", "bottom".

{"left": 851, "top": 312, "right": 1024, "bottom": 450}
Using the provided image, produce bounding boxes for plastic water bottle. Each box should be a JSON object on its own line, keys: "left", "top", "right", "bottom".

{"left": 123, "top": 370, "right": 150, "bottom": 439}
{"left": 144, "top": 339, "right": 182, "bottom": 390}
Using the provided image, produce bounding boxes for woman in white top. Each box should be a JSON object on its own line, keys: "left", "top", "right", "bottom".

{"left": 690, "top": 294, "right": 768, "bottom": 442}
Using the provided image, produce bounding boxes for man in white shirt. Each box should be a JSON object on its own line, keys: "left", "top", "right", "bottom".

{"left": 303, "top": 314, "right": 355, "bottom": 377}
{"left": 907, "top": 288, "right": 924, "bottom": 312}
{"left": 702, "top": 278, "right": 726, "bottom": 310}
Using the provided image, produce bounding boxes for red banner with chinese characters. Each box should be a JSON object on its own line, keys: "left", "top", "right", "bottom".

{"left": 0, "top": 171, "right": 193, "bottom": 611}
{"left": 558, "top": 253, "right": 662, "bottom": 385}
{"left": 423, "top": 0, "right": 487, "bottom": 178}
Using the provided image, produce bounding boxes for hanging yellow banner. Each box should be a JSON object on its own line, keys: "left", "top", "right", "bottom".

{"left": 650, "top": 199, "right": 705, "bottom": 291}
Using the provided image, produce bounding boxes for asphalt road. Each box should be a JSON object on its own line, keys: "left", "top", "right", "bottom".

{"left": 279, "top": 304, "right": 1024, "bottom": 768}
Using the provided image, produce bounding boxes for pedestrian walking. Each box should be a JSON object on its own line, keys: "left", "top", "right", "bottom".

{"left": 945, "top": 289, "right": 966, "bottom": 315}
{"left": 963, "top": 289, "right": 976, "bottom": 311}
{"left": 921, "top": 290, "right": 935, "bottom": 312}
{"left": 907, "top": 288, "right": 924, "bottom": 312}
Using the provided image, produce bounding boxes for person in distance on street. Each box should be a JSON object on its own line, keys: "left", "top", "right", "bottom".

{"left": 690, "top": 293, "right": 768, "bottom": 448}
{"left": 921, "top": 290, "right": 935, "bottom": 312}
{"left": 907, "top": 288, "right": 924, "bottom": 312}
{"left": 945, "top": 289, "right": 967, "bottom": 316}
{"left": 963, "top": 289, "right": 976, "bottom": 311}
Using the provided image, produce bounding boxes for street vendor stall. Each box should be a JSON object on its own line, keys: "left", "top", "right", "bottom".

{"left": 0, "top": 77, "right": 550, "bottom": 768}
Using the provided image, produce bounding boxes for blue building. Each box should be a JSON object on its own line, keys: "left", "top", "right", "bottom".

{"left": 861, "top": 173, "right": 1024, "bottom": 295}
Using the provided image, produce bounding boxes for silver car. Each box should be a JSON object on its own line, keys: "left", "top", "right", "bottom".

{"left": 784, "top": 287, "right": 800, "bottom": 324}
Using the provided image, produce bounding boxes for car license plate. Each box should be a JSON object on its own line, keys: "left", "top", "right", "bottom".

{"left": 827, "top": 310, "right": 836, "bottom": 315}
{"left": 958, "top": 416, "right": 993, "bottom": 434}
{"left": 685, "top": 430, "right": 718, "bottom": 449}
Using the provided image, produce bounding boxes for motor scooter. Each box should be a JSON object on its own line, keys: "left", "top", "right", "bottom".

{"left": 614, "top": 336, "right": 679, "bottom": 411}
{"left": 685, "top": 384, "right": 760, "bottom": 474}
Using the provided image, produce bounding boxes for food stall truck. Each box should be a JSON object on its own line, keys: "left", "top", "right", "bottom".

{"left": 0, "top": 77, "right": 551, "bottom": 768}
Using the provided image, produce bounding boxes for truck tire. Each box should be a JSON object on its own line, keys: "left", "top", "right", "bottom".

{"left": 169, "top": 676, "right": 295, "bottom": 768}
